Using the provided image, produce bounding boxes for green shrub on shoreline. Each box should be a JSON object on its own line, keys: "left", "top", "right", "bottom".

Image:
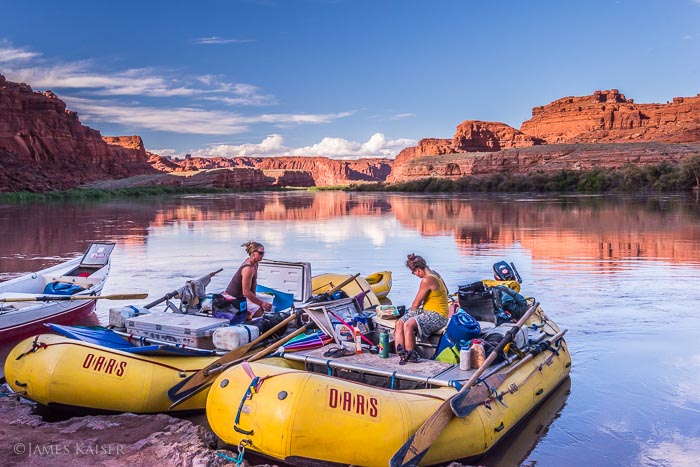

{"left": 349, "top": 156, "right": 700, "bottom": 193}
{"left": 0, "top": 186, "right": 261, "bottom": 202}
{"left": 2, "top": 156, "right": 699, "bottom": 201}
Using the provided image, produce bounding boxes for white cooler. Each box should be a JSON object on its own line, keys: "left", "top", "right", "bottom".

{"left": 212, "top": 324, "right": 260, "bottom": 351}
{"left": 109, "top": 305, "right": 150, "bottom": 329}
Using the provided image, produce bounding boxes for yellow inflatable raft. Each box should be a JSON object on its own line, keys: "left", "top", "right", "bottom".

{"left": 5, "top": 334, "right": 218, "bottom": 413}
{"left": 364, "top": 270, "right": 392, "bottom": 299}
{"left": 311, "top": 273, "right": 382, "bottom": 308}
{"left": 207, "top": 307, "right": 571, "bottom": 466}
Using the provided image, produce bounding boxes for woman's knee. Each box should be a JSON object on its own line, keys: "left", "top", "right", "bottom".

{"left": 406, "top": 318, "right": 418, "bottom": 331}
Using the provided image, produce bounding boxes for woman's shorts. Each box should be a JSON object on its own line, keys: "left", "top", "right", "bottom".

{"left": 398, "top": 309, "right": 448, "bottom": 339}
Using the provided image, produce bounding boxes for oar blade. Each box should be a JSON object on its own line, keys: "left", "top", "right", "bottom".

{"left": 167, "top": 373, "right": 211, "bottom": 407}
{"left": 389, "top": 433, "right": 423, "bottom": 467}
{"left": 168, "top": 356, "right": 237, "bottom": 402}
{"left": 168, "top": 313, "right": 297, "bottom": 403}
{"left": 389, "top": 399, "right": 454, "bottom": 467}
{"left": 450, "top": 374, "right": 502, "bottom": 418}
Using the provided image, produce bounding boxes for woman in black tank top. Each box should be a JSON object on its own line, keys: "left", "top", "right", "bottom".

{"left": 225, "top": 240, "right": 273, "bottom": 318}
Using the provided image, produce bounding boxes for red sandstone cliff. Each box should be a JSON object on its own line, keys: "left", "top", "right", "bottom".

{"left": 389, "top": 89, "right": 700, "bottom": 182}
{"left": 393, "top": 121, "right": 541, "bottom": 168}
{"left": 0, "top": 75, "right": 155, "bottom": 192}
{"left": 521, "top": 89, "right": 700, "bottom": 144}
{"left": 3, "top": 72, "right": 700, "bottom": 192}
{"left": 155, "top": 154, "right": 392, "bottom": 188}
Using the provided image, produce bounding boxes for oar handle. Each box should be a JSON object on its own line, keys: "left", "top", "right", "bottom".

{"left": 199, "top": 313, "right": 297, "bottom": 376}
{"left": 308, "top": 273, "right": 360, "bottom": 304}
{"left": 207, "top": 323, "right": 310, "bottom": 377}
{"left": 143, "top": 269, "right": 224, "bottom": 309}
{"left": 502, "top": 328, "right": 567, "bottom": 377}
{"left": 247, "top": 324, "right": 309, "bottom": 362}
{"left": 143, "top": 290, "right": 179, "bottom": 309}
{"left": 1, "top": 293, "right": 148, "bottom": 302}
{"left": 460, "top": 302, "right": 539, "bottom": 395}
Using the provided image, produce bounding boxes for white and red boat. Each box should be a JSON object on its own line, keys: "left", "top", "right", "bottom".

{"left": 0, "top": 242, "right": 114, "bottom": 342}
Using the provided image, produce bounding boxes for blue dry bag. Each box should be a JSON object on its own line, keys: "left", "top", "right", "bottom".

{"left": 433, "top": 310, "right": 481, "bottom": 361}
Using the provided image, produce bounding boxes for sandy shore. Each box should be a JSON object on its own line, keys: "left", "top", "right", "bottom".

{"left": 0, "top": 385, "right": 271, "bottom": 467}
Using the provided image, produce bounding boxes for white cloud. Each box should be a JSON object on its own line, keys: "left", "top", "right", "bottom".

{"left": 192, "top": 134, "right": 287, "bottom": 157}
{"left": 67, "top": 97, "right": 250, "bottom": 134}
{"left": 391, "top": 113, "right": 416, "bottom": 120}
{"left": 5, "top": 63, "right": 277, "bottom": 102}
{"left": 149, "top": 148, "right": 178, "bottom": 158}
{"left": 0, "top": 41, "right": 415, "bottom": 160}
{"left": 188, "top": 133, "right": 414, "bottom": 159}
{"left": 1, "top": 45, "right": 275, "bottom": 104}
{"left": 253, "top": 111, "right": 354, "bottom": 125}
{"left": 66, "top": 98, "right": 352, "bottom": 135}
{"left": 0, "top": 45, "right": 41, "bottom": 63}
{"left": 639, "top": 432, "right": 700, "bottom": 467}
{"left": 8, "top": 64, "right": 197, "bottom": 97}
{"left": 195, "top": 36, "right": 254, "bottom": 45}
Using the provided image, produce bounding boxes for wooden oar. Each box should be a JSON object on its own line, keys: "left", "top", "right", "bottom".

{"left": 143, "top": 268, "right": 223, "bottom": 309}
{"left": 167, "top": 272, "right": 362, "bottom": 403}
{"left": 389, "top": 302, "right": 539, "bottom": 467}
{"left": 309, "top": 273, "right": 360, "bottom": 301}
{"left": 450, "top": 328, "right": 567, "bottom": 418}
{"left": 0, "top": 293, "right": 148, "bottom": 302}
{"left": 168, "top": 323, "right": 310, "bottom": 408}
{"left": 167, "top": 312, "right": 297, "bottom": 402}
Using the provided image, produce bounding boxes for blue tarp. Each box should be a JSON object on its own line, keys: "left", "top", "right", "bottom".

{"left": 255, "top": 284, "right": 295, "bottom": 311}
{"left": 45, "top": 324, "right": 217, "bottom": 357}
{"left": 43, "top": 282, "right": 85, "bottom": 295}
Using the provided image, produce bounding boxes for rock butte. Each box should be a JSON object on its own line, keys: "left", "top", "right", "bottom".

{"left": 1, "top": 74, "right": 698, "bottom": 193}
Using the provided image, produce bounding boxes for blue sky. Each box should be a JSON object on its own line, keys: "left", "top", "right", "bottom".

{"left": 1, "top": 0, "right": 699, "bottom": 159}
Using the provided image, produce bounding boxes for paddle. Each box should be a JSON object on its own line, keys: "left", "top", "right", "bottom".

{"left": 168, "top": 323, "right": 310, "bottom": 408}
{"left": 309, "top": 273, "right": 360, "bottom": 302}
{"left": 167, "top": 272, "right": 362, "bottom": 404}
{"left": 389, "top": 302, "right": 538, "bottom": 467}
{"left": 450, "top": 328, "right": 567, "bottom": 418}
{"left": 0, "top": 293, "right": 148, "bottom": 302}
{"left": 167, "top": 312, "right": 297, "bottom": 401}
{"left": 143, "top": 268, "right": 223, "bottom": 309}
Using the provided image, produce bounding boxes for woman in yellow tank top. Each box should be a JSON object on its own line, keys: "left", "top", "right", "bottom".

{"left": 395, "top": 253, "right": 450, "bottom": 364}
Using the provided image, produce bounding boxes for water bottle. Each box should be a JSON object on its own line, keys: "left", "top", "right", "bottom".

{"left": 459, "top": 345, "right": 470, "bottom": 371}
{"left": 354, "top": 328, "right": 362, "bottom": 354}
{"left": 469, "top": 339, "right": 486, "bottom": 368}
{"left": 379, "top": 329, "right": 390, "bottom": 358}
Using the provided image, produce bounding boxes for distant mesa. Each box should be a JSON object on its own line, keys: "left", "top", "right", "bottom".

{"left": 0, "top": 72, "right": 698, "bottom": 193}
{"left": 388, "top": 88, "right": 700, "bottom": 182}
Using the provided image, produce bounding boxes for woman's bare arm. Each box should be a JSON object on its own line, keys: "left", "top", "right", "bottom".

{"left": 410, "top": 276, "right": 437, "bottom": 310}
{"left": 241, "top": 265, "right": 260, "bottom": 305}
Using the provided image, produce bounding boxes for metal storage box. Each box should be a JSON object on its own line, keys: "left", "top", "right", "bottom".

{"left": 126, "top": 312, "right": 229, "bottom": 349}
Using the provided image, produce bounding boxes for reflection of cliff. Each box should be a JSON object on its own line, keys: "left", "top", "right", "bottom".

{"left": 0, "top": 202, "right": 153, "bottom": 276}
{"left": 147, "top": 192, "right": 393, "bottom": 225}
{"left": 389, "top": 196, "right": 700, "bottom": 263}
{"left": 2, "top": 194, "right": 699, "bottom": 279}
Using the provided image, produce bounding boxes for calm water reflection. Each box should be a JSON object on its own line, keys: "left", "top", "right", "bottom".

{"left": 1, "top": 192, "right": 699, "bottom": 466}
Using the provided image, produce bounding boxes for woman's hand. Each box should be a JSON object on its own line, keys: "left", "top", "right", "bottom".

{"left": 261, "top": 301, "right": 273, "bottom": 312}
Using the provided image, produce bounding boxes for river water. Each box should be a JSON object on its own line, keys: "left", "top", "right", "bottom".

{"left": 1, "top": 191, "right": 699, "bottom": 466}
